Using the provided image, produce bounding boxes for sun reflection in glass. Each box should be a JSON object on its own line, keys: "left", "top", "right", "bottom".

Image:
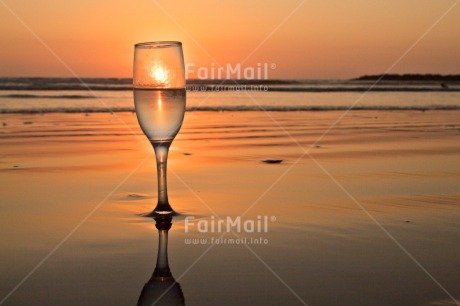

{"left": 150, "top": 66, "right": 168, "bottom": 85}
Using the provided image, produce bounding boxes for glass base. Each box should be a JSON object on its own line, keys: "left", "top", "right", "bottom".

{"left": 142, "top": 203, "right": 179, "bottom": 218}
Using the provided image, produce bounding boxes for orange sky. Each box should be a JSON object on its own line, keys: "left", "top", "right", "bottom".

{"left": 0, "top": 0, "right": 459, "bottom": 79}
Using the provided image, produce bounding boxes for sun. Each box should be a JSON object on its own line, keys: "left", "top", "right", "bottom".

{"left": 150, "top": 66, "right": 168, "bottom": 84}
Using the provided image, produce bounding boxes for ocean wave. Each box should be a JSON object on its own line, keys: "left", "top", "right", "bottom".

{"left": 185, "top": 86, "right": 460, "bottom": 92}
{"left": 1, "top": 105, "right": 459, "bottom": 114}
{"left": 0, "top": 94, "right": 98, "bottom": 99}
{"left": 1, "top": 77, "right": 459, "bottom": 92}
{"left": 1, "top": 85, "right": 457, "bottom": 92}
{"left": 0, "top": 85, "right": 133, "bottom": 91}
{"left": 186, "top": 105, "right": 460, "bottom": 111}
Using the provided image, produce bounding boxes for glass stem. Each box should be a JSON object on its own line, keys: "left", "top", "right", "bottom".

{"left": 156, "top": 229, "right": 169, "bottom": 270}
{"left": 153, "top": 216, "right": 172, "bottom": 278}
{"left": 153, "top": 141, "right": 172, "bottom": 212}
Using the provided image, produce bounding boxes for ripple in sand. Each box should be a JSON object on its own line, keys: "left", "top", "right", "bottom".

{"left": 5, "top": 165, "right": 25, "bottom": 171}
{"left": 262, "top": 159, "right": 283, "bottom": 164}
{"left": 127, "top": 193, "right": 149, "bottom": 199}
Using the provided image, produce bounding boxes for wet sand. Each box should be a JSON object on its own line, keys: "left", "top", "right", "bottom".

{"left": 1, "top": 110, "right": 459, "bottom": 305}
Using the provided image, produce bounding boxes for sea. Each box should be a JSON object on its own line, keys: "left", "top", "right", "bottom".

{"left": 0, "top": 77, "right": 459, "bottom": 113}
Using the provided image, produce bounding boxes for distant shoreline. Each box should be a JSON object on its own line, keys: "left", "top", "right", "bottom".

{"left": 353, "top": 74, "right": 460, "bottom": 82}
{"left": 0, "top": 74, "right": 459, "bottom": 91}
{"left": 1, "top": 74, "right": 460, "bottom": 83}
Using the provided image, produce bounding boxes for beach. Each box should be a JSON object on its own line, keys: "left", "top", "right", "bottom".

{"left": 1, "top": 109, "right": 459, "bottom": 305}
{"left": 2, "top": 0, "right": 460, "bottom": 303}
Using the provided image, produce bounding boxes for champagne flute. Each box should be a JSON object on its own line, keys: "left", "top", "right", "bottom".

{"left": 133, "top": 41, "right": 186, "bottom": 215}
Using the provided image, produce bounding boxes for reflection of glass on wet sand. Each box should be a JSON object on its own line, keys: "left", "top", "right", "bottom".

{"left": 1, "top": 110, "right": 459, "bottom": 305}
{"left": 137, "top": 214, "right": 184, "bottom": 306}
